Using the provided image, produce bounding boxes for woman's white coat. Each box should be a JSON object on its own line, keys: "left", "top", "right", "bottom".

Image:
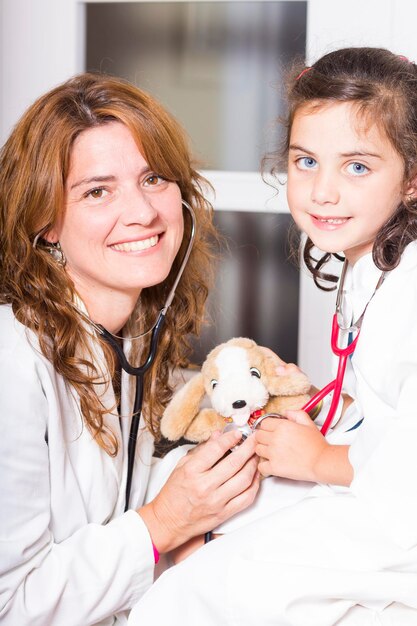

{"left": 0, "top": 305, "right": 158, "bottom": 625}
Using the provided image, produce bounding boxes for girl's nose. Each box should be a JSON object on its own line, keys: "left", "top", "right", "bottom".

{"left": 122, "top": 189, "right": 158, "bottom": 226}
{"left": 311, "top": 170, "right": 340, "bottom": 205}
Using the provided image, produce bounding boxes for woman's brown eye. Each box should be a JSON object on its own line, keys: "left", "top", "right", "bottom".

{"left": 89, "top": 188, "right": 104, "bottom": 198}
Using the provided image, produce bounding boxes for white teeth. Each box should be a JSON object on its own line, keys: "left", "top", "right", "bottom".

{"left": 111, "top": 235, "right": 159, "bottom": 252}
{"left": 317, "top": 218, "right": 347, "bottom": 224}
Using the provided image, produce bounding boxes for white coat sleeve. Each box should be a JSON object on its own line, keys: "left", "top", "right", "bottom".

{"left": 348, "top": 274, "right": 417, "bottom": 550}
{"left": 0, "top": 340, "right": 154, "bottom": 625}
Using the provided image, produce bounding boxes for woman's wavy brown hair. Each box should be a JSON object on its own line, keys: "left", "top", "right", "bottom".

{"left": 0, "top": 72, "right": 218, "bottom": 454}
{"left": 269, "top": 47, "right": 417, "bottom": 289}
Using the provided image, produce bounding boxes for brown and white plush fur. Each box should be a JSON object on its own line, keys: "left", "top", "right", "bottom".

{"left": 161, "top": 337, "right": 311, "bottom": 443}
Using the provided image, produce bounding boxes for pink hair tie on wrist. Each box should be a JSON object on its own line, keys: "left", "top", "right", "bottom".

{"left": 296, "top": 67, "right": 312, "bottom": 80}
{"left": 152, "top": 542, "right": 160, "bottom": 564}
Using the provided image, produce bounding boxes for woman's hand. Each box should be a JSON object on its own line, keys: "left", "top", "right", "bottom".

{"left": 138, "top": 429, "right": 260, "bottom": 554}
{"left": 255, "top": 410, "right": 353, "bottom": 487}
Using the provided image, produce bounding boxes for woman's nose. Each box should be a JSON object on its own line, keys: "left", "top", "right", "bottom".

{"left": 311, "top": 170, "right": 340, "bottom": 205}
{"left": 122, "top": 189, "right": 158, "bottom": 226}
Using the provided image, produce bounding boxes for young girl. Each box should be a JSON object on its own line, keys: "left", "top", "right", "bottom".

{"left": 129, "top": 47, "right": 417, "bottom": 625}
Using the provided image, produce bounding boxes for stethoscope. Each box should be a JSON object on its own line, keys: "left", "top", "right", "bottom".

{"left": 205, "top": 261, "right": 386, "bottom": 545}
{"left": 252, "top": 260, "right": 386, "bottom": 437}
{"left": 95, "top": 200, "right": 196, "bottom": 511}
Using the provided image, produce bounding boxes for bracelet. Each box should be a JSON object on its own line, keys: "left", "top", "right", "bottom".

{"left": 152, "top": 542, "right": 160, "bottom": 564}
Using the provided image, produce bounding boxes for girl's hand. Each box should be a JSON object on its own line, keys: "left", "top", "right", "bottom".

{"left": 138, "top": 429, "right": 260, "bottom": 554}
{"left": 255, "top": 410, "right": 353, "bottom": 487}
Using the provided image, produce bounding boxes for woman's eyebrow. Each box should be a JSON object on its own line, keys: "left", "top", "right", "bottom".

{"left": 69, "top": 175, "right": 116, "bottom": 191}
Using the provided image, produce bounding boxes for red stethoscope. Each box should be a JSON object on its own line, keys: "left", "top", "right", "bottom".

{"left": 302, "top": 262, "right": 385, "bottom": 435}
{"left": 252, "top": 261, "right": 385, "bottom": 437}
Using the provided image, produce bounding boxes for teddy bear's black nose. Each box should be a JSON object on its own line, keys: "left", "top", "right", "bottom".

{"left": 232, "top": 400, "right": 247, "bottom": 409}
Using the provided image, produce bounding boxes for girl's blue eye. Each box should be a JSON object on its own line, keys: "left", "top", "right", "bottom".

{"left": 297, "top": 157, "right": 317, "bottom": 170}
{"left": 347, "top": 162, "right": 368, "bottom": 175}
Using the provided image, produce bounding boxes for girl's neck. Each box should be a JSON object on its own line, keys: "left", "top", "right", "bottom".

{"left": 343, "top": 241, "right": 374, "bottom": 267}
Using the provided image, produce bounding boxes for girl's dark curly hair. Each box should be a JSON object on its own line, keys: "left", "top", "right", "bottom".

{"left": 271, "top": 47, "right": 417, "bottom": 289}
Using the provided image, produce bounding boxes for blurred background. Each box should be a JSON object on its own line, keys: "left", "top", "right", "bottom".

{"left": 1, "top": 0, "right": 416, "bottom": 384}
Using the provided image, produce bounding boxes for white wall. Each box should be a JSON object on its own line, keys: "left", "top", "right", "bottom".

{"left": 0, "top": 0, "right": 85, "bottom": 142}
{"left": 1, "top": 0, "right": 416, "bottom": 385}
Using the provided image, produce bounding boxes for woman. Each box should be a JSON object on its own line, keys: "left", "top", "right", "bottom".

{"left": 0, "top": 73, "right": 259, "bottom": 625}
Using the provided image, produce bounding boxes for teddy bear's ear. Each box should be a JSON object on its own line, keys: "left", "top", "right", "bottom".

{"left": 160, "top": 373, "right": 206, "bottom": 441}
{"left": 260, "top": 349, "right": 311, "bottom": 397}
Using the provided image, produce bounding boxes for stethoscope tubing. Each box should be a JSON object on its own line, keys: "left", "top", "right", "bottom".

{"left": 98, "top": 311, "right": 167, "bottom": 511}
{"left": 301, "top": 264, "right": 385, "bottom": 436}
{"left": 301, "top": 312, "right": 360, "bottom": 436}
{"left": 98, "top": 200, "right": 196, "bottom": 511}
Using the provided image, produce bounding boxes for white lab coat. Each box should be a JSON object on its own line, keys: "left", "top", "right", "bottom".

{"left": 129, "top": 242, "right": 417, "bottom": 626}
{"left": 0, "top": 303, "right": 162, "bottom": 625}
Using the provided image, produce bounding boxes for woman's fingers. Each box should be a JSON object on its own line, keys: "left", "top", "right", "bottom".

{"left": 182, "top": 429, "right": 243, "bottom": 472}
{"left": 206, "top": 434, "right": 257, "bottom": 485}
{"left": 139, "top": 431, "right": 260, "bottom": 553}
{"left": 219, "top": 466, "right": 261, "bottom": 519}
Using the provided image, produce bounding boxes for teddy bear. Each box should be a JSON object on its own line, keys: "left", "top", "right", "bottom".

{"left": 161, "top": 337, "right": 312, "bottom": 443}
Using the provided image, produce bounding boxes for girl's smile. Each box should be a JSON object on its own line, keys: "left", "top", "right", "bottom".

{"left": 310, "top": 215, "right": 351, "bottom": 229}
{"left": 287, "top": 101, "right": 407, "bottom": 264}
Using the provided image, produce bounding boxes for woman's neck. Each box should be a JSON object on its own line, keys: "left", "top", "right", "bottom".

{"left": 76, "top": 286, "right": 141, "bottom": 334}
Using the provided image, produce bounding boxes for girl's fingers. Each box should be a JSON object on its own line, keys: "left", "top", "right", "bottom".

{"left": 258, "top": 459, "right": 272, "bottom": 478}
{"left": 254, "top": 442, "right": 270, "bottom": 459}
{"left": 255, "top": 416, "right": 286, "bottom": 433}
{"left": 283, "top": 409, "right": 314, "bottom": 426}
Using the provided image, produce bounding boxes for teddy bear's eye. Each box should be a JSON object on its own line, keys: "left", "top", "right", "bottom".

{"left": 210, "top": 379, "right": 218, "bottom": 389}
{"left": 250, "top": 367, "right": 261, "bottom": 378}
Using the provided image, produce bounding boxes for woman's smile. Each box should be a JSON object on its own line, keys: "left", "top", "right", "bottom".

{"left": 109, "top": 234, "right": 160, "bottom": 253}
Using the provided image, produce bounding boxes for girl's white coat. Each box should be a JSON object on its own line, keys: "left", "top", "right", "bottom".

{"left": 129, "top": 242, "right": 417, "bottom": 625}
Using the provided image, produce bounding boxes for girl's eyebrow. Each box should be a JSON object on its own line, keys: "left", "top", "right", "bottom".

{"left": 339, "top": 150, "right": 382, "bottom": 159}
{"left": 289, "top": 143, "right": 315, "bottom": 155}
{"left": 289, "top": 144, "right": 382, "bottom": 159}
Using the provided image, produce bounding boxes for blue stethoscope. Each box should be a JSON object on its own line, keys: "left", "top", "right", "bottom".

{"left": 96, "top": 200, "right": 196, "bottom": 510}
